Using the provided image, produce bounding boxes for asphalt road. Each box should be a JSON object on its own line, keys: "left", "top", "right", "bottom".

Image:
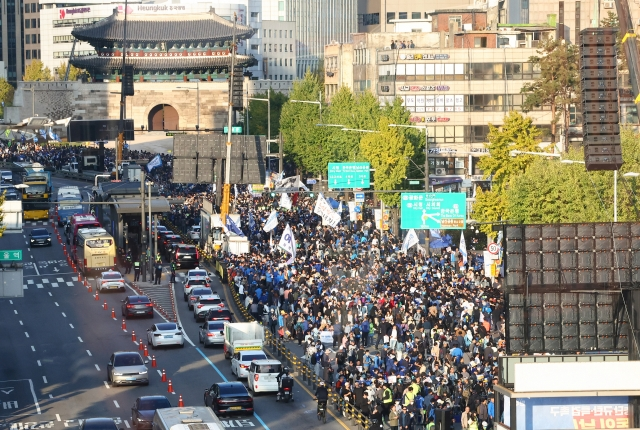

{"left": 0, "top": 176, "right": 346, "bottom": 430}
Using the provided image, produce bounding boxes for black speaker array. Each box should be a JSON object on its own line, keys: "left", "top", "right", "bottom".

{"left": 171, "top": 134, "right": 267, "bottom": 184}
{"left": 505, "top": 223, "right": 640, "bottom": 288}
{"left": 507, "top": 291, "right": 628, "bottom": 354}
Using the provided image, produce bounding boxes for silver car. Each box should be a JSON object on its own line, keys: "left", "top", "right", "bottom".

{"left": 198, "top": 320, "right": 226, "bottom": 347}
{"left": 193, "top": 294, "right": 225, "bottom": 321}
{"left": 107, "top": 352, "right": 149, "bottom": 386}
{"left": 99, "top": 270, "right": 126, "bottom": 292}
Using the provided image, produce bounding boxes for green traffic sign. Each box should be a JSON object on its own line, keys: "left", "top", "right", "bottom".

{"left": 0, "top": 250, "right": 22, "bottom": 261}
{"left": 409, "top": 180, "right": 421, "bottom": 185}
{"left": 223, "top": 126, "right": 243, "bottom": 134}
{"left": 400, "top": 192, "right": 467, "bottom": 230}
{"left": 328, "top": 162, "right": 370, "bottom": 189}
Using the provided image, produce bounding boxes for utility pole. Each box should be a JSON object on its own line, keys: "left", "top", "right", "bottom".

{"left": 220, "top": 13, "right": 237, "bottom": 222}
{"left": 278, "top": 131, "right": 283, "bottom": 172}
{"left": 116, "top": 0, "right": 129, "bottom": 182}
{"left": 140, "top": 169, "right": 147, "bottom": 282}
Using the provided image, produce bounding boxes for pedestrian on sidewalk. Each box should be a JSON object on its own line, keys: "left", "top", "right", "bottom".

{"left": 170, "top": 261, "right": 176, "bottom": 283}
{"left": 133, "top": 259, "right": 141, "bottom": 282}
{"left": 154, "top": 261, "right": 163, "bottom": 285}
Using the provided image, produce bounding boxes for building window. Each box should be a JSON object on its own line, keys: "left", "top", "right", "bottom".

{"left": 32, "top": 49, "right": 38, "bottom": 59}
{"left": 278, "top": 1, "right": 284, "bottom": 11}
{"left": 280, "top": 58, "right": 282, "bottom": 66}
{"left": 289, "top": 44, "right": 292, "bottom": 51}
{"left": 269, "top": 30, "right": 272, "bottom": 37}
{"left": 30, "top": 3, "right": 35, "bottom": 12}
{"left": 25, "top": 19, "right": 30, "bottom": 28}
{"left": 285, "top": 44, "right": 288, "bottom": 52}
{"left": 474, "top": 37, "right": 487, "bottom": 48}
{"left": 411, "top": 12, "right": 421, "bottom": 19}
{"left": 26, "top": 50, "right": 31, "bottom": 59}
{"left": 31, "top": 19, "right": 36, "bottom": 28}
{"left": 263, "top": 29, "right": 267, "bottom": 37}
{"left": 269, "top": 44, "right": 272, "bottom": 52}
{"left": 279, "top": 30, "right": 282, "bottom": 38}
{"left": 279, "top": 44, "right": 282, "bottom": 52}
{"left": 449, "top": 16, "right": 462, "bottom": 31}
{"left": 251, "top": 44, "right": 259, "bottom": 50}
{"left": 38, "top": 34, "right": 40, "bottom": 43}
{"left": 284, "top": 31, "right": 287, "bottom": 38}
{"left": 25, "top": 35, "right": 30, "bottom": 44}
{"left": 361, "top": 13, "right": 380, "bottom": 25}
{"left": 387, "top": 12, "right": 396, "bottom": 23}
{"left": 399, "top": 12, "right": 407, "bottom": 19}
{"left": 280, "top": 75, "right": 283, "bottom": 80}
{"left": 264, "top": 44, "right": 267, "bottom": 51}
{"left": 251, "top": 12, "right": 259, "bottom": 18}
{"left": 269, "top": 75, "right": 272, "bottom": 79}
{"left": 289, "top": 30, "right": 292, "bottom": 38}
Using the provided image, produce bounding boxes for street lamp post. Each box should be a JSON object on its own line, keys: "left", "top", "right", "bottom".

{"left": 390, "top": 124, "right": 430, "bottom": 192}
{"left": 246, "top": 88, "right": 282, "bottom": 170}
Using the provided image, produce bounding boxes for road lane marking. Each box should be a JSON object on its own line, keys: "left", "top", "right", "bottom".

{"left": 19, "top": 321, "right": 23, "bottom": 325}
{"left": 31, "top": 346, "right": 35, "bottom": 351}
{"left": 43, "top": 376, "right": 47, "bottom": 383}
{"left": 124, "top": 421, "right": 130, "bottom": 428}
{"left": 69, "top": 324, "right": 74, "bottom": 329}
{"left": 48, "top": 292, "right": 52, "bottom": 296}
{"left": 49, "top": 394, "right": 53, "bottom": 399}
{"left": 25, "top": 332, "right": 29, "bottom": 338}
{"left": 9, "top": 300, "right": 12, "bottom": 304}
{"left": 113, "top": 400, "right": 120, "bottom": 408}
{"left": 14, "top": 310, "right": 17, "bottom": 314}
{"left": 78, "top": 337, "right": 83, "bottom": 343}
{"left": 103, "top": 381, "right": 110, "bottom": 389}
{"left": 95, "top": 364, "right": 100, "bottom": 371}
{"left": 157, "top": 370, "right": 162, "bottom": 377}
{"left": 56, "top": 415, "right": 61, "bottom": 422}
{"left": 28, "top": 379, "right": 41, "bottom": 414}
{"left": 195, "top": 347, "right": 271, "bottom": 430}
{"left": 86, "top": 350, "right": 92, "bottom": 356}
{"left": 54, "top": 302, "right": 59, "bottom": 307}
{"left": 37, "top": 360, "right": 41, "bottom": 367}
{"left": 62, "top": 312, "right": 66, "bottom": 317}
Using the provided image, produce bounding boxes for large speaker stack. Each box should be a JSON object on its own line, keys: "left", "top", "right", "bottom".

{"left": 504, "top": 223, "right": 636, "bottom": 354}
{"left": 172, "top": 134, "right": 267, "bottom": 184}
{"left": 580, "top": 28, "right": 623, "bottom": 171}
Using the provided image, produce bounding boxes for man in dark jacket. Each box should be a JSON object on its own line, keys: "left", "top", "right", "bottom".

{"left": 398, "top": 406, "right": 413, "bottom": 430}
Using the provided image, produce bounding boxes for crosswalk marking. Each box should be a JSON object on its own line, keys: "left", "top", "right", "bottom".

{"left": 57, "top": 278, "right": 64, "bottom": 282}
{"left": 42, "top": 279, "right": 49, "bottom": 283}
{"left": 27, "top": 279, "right": 34, "bottom": 285}
{"left": 37, "top": 284, "right": 43, "bottom": 289}
{"left": 51, "top": 283, "right": 59, "bottom": 288}
{"left": 66, "top": 281, "right": 74, "bottom": 286}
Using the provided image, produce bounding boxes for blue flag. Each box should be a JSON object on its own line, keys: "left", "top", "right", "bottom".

{"left": 146, "top": 154, "right": 163, "bottom": 172}
{"left": 226, "top": 215, "right": 245, "bottom": 237}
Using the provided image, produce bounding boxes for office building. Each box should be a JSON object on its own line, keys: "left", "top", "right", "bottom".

{"left": 1, "top": 0, "right": 24, "bottom": 85}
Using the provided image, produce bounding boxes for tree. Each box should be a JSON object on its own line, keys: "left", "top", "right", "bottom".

{"left": 521, "top": 37, "right": 579, "bottom": 149}
{"left": 23, "top": 60, "right": 53, "bottom": 81}
{"left": 0, "top": 79, "right": 14, "bottom": 119}
{"left": 242, "top": 90, "right": 288, "bottom": 139}
{"left": 279, "top": 71, "right": 326, "bottom": 175}
{"left": 55, "top": 61, "right": 83, "bottom": 81}
{"left": 359, "top": 117, "right": 414, "bottom": 206}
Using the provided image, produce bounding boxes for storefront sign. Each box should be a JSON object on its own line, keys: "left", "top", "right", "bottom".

{"left": 409, "top": 116, "right": 450, "bottom": 123}
{"left": 399, "top": 53, "right": 450, "bottom": 60}
{"left": 136, "top": 4, "right": 186, "bottom": 12}
{"left": 471, "top": 148, "right": 490, "bottom": 153}
{"left": 428, "top": 148, "right": 458, "bottom": 154}
{"left": 59, "top": 7, "right": 90, "bottom": 18}
{"left": 398, "top": 85, "right": 450, "bottom": 92}
{"left": 99, "top": 50, "right": 230, "bottom": 58}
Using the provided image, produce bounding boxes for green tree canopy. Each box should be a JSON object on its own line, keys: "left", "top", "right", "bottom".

{"left": 55, "top": 61, "right": 83, "bottom": 81}
{"left": 521, "top": 36, "right": 579, "bottom": 148}
{"left": 359, "top": 117, "right": 414, "bottom": 206}
{"left": 23, "top": 60, "right": 53, "bottom": 81}
{"left": 0, "top": 79, "right": 14, "bottom": 118}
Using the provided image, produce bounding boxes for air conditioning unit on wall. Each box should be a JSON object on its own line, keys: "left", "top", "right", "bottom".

{"left": 435, "top": 168, "right": 447, "bottom": 175}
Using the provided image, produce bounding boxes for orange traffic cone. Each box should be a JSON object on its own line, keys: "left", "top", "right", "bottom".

{"left": 122, "top": 319, "right": 127, "bottom": 331}
{"left": 167, "top": 380, "right": 173, "bottom": 393}
{"left": 144, "top": 346, "right": 149, "bottom": 357}
{"left": 178, "top": 395, "right": 184, "bottom": 407}
{"left": 151, "top": 355, "right": 157, "bottom": 367}
{"left": 132, "top": 331, "right": 136, "bottom": 342}
{"left": 103, "top": 301, "right": 108, "bottom": 310}
{"left": 111, "top": 308, "right": 116, "bottom": 319}
{"left": 95, "top": 291, "right": 99, "bottom": 301}
{"left": 161, "top": 369, "right": 167, "bottom": 382}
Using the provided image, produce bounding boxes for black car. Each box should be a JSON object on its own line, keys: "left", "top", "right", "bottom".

{"left": 204, "top": 382, "right": 254, "bottom": 415}
{"left": 205, "top": 308, "right": 233, "bottom": 322}
{"left": 29, "top": 228, "right": 52, "bottom": 247}
{"left": 79, "top": 418, "right": 121, "bottom": 430}
{"left": 131, "top": 396, "right": 171, "bottom": 430}
{"left": 122, "top": 295, "right": 154, "bottom": 319}
{"left": 171, "top": 244, "right": 199, "bottom": 269}
{"left": 162, "top": 235, "right": 184, "bottom": 257}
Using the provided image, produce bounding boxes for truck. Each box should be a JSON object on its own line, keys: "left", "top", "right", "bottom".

{"left": 223, "top": 321, "right": 265, "bottom": 359}
{"left": 152, "top": 407, "right": 225, "bottom": 430}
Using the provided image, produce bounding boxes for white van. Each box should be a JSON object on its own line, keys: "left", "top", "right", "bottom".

{"left": 247, "top": 359, "right": 282, "bottom": 393}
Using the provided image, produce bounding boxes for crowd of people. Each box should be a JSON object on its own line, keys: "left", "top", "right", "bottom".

{"left": 1, "top": 142, "right": 506, "bottom": 430}
{"left": 217, "top": 191, "right": 505, "bottom": 430}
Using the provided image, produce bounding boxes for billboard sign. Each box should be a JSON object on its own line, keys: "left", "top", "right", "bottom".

{"left": 400, "top": 192, "right": 466, "bottom": 229}
{"left": 328, "top": 162, "right": 370, "bottom": 189}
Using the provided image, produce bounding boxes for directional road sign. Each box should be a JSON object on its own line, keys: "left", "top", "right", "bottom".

{"left": 400, "top": 192, "right": 467, "bottom": 229}
{"left": 328, "top": 162, "right": 370, "bottom": 189}
{"left": 0, "top": 250, "right": 21, "bottom": 261}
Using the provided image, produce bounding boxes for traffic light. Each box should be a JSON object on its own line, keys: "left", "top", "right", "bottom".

{"left": 580, "top": 28, "right": 623, "bottom": 171}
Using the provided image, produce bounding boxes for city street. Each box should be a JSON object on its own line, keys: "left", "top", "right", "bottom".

{"left": 0, "top": 177, "right": 344, "bottom": 430}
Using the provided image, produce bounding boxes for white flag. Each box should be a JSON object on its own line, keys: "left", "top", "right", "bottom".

{"left": 279, "top": 192, "right": 292, "bottom": 210}
{"left": 313, "top": 193, "right": 341, "bottom": 227}
{"left": 460, "top": 231, "right": 468, "bottom": 265}
{"left": 401, "top": 229, "right": 419, "bottom": 253}
{"left": 278, "top": 224, "right": 296, "bottom": 264}
{"left": 263, "top": 210, "right": 279, "bottom": 232}
{"left": 337, "top": 201, "right": 343, "bottom": 214}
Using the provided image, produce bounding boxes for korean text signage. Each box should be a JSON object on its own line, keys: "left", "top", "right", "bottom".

{"left": 400, "top": 192, "right": 466, "bottom": 229}
{"left": 399, "top": 53, "right": 450, "bottom": 60}
{"left": 328, "top": 162, "right": 370, "bottom": 189}
{"left": 0, "top": 250, "right": 22, "bottom": 261}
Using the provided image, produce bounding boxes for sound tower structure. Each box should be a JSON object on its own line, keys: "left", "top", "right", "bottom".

{"left": 503, "top": 223, "right": 638, "bottom": 354}
{"left": 580, "top": 28, "right": 623, "bottom": 171}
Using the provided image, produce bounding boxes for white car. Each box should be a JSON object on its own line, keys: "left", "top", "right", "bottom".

{"left": 98, "top": 270, "right": 126, "bottom": 292}
{"left": 186, "top": 268, "right": 210, "bottom": 281}
{"left": 189, "top": 225, "right": 201, "bottom": 240}
{"left": 193, "top": 294, "right": 225, "bottom": 321}
{"left": 146, "top": 322, "right": 185, "bottom": 349}
{"left": 231, "top": 350, "right": 268, "bottom": 379}
{"left": 247, "top": 359, "right": 282, "bottom": 393}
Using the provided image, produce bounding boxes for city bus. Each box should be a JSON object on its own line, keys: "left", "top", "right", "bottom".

{"left": 23, "top": 199, "right": 50, "bottom": 220}
{"left": 65, "top": 213, "right": 101, "bottom": 245}
{"left": 74, "top": 227, "right": 116, "bottom": 275}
